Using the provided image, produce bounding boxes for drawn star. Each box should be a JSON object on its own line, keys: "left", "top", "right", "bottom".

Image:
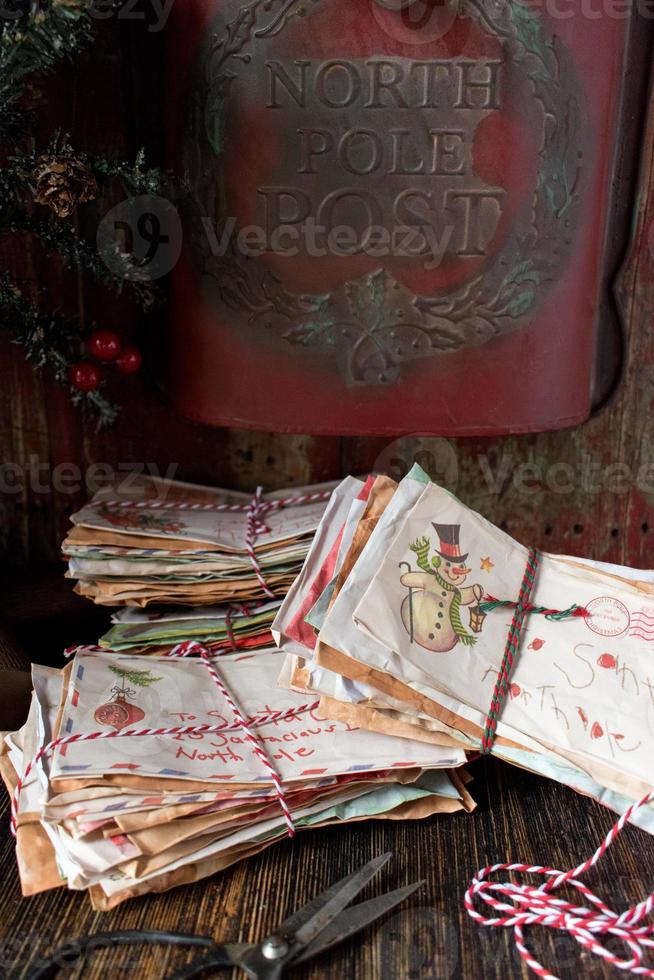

{"left": 480, "top": 557, "right": 494, "bottom": 572}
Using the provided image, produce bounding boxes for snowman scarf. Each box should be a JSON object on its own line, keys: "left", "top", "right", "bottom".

{"left": 431, "top": 571, "right": 477, "bottom": 647}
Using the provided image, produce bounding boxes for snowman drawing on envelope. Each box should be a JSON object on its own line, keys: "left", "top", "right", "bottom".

{"left": 399, "top": 524, "right": 484, "bottom": 653}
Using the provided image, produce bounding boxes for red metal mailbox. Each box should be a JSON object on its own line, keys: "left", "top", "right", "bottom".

{"left": 165, "top": 0, "right": 645, "bottom": 435}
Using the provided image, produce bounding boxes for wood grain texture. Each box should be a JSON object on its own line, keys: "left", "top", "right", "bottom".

{"left": 5, "top": 760, "right": 654, "bottom": 980}
{"left": 1, "top": 20, "right": 652, "bottom": 571}
{"left": 1, "top": 568, "right": 654, "bottom": 980}
{"left": 1, "top": 731, "right": 653, "bottom": 979}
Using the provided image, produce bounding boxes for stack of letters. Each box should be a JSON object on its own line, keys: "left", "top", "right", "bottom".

{"left": 274, "top": 466, "right": 654, "bottom": 832}
{"left": 5, "top": 464, "right": 653, "bottom": 909}
{"left": 97, "top": 601, "right": 282, "bottom": 655}
{"left": 62, "top": 476, "right": 334, "bottom": 608}
{"left": 1, "top": 647, "right": 472, "bottom": 906}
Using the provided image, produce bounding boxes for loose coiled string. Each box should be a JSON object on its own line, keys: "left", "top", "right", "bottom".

{"left": 464, "top": 790, "right": 654, "bottom": 979}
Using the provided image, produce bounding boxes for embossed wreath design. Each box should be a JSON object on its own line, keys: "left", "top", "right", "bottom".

{"left": 183, "top": 0, "right": 584, "bottom": 385}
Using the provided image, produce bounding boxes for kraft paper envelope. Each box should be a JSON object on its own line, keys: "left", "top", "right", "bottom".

{"left": 272, "top": 475, "right": 365, "bottom": 647}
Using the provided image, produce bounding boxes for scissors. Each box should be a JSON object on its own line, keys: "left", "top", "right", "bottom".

{"left": 28, "top": 853, "right": 422, "bottom": 980}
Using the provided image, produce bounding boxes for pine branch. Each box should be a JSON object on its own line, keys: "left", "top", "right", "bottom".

{"left": 4, "top": 146, "right": 172, "bottom": 308}
{"left": 0, "top": 7, "right": 174, "bottom": 425}
{"left": 0, "top": 94, "right": 32, "bottom": 142}
{"left": 108, "top": 665, "right": 163, "bottom": 687}
{"left": 0, "top": 1, "right": 93, "bottom": 88}
{"left": 93, "top": 149, "right": 173, "bottom": 197}
{"left": 10, "top": 142, "right": 174, "bottom": 198}
{"left": 0, "top": 1, "right": 94, "bottom": 139}
{"left": 12, "top": 209, "right": 159, "bottom": 308}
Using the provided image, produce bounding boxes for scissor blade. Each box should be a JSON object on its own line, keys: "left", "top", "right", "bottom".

{"left": 286, "top": 852, "right": 392, "bottom": 951}
{"left": 293, "top": 881, "right": 424, "bottom": 965}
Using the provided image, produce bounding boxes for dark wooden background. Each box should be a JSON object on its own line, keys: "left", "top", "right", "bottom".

{"left": 2, "top": 11, "right": 654, "bottom": 980}
{"left": 2, "top": 15, "right": 654, "bottom": 575}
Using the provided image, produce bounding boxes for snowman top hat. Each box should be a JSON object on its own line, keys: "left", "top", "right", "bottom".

{"left": 432, "top": 523, "right": 468, "bottom": 564}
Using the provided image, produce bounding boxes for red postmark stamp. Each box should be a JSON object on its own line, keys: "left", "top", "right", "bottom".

{"left": 585, "top": 596, "right": 630, "bottom": 638}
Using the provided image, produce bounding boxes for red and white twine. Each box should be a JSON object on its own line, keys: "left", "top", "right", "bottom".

{"left": 167, "top": 640, "right": 298, "bottom": 835}
{"left": 100, "top": 488, "right": 332, "bottom": 515}
{"left": 245, "top": 486, "right": 276, "bottom": 599}
{"left": 223, "top": 601, "right": 251, "bottom": 651}
{"left": 464, "top": 790, "right": 654, "bottom": 978}
{"left": 12, "top": 642, "right": 320, "bottom": 838}
{"left": 43, "top": 487, "right": 332, "bottom": 836}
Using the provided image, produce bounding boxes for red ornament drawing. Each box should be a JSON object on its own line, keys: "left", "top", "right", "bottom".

{"left": 93, "top": 665, "right": 161, "bottom": 732}
{"left": 94, "top": 699, "right": 145, "bottom": 731}
{"left": 590, "top": 722, "right": 604, "bottom": 740}
{"left": 528, "top": 638, "right": 545, "bottom": 651}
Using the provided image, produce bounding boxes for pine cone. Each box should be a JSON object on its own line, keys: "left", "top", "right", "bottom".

{"left": 32, "top": 154, "right": 98, "bottom": 218}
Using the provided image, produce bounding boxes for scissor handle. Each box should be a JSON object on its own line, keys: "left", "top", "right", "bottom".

{"left": 26, "top": 930, "right": 217, "bottom": 980}
{"left": 168, "top": 946, "right": 245, "bottom": 980}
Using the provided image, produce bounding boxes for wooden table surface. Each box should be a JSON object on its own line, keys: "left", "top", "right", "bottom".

{"left": 1, "top": 569, "right": 653, "bottom": 980}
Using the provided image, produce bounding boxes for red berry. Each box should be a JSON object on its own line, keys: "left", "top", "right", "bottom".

{"left": 68, "top": 361, "right": 102, "bottom": 392}
{"left": 597, "top": 653, "right": 617, "bottom": 669}
{"left": 88, "top": 329, "right": 122, "bottom": 362}
{"left": 115, "top": 345, "right": 142, "bottom": 375}
{"left": 510, "top": 683, "right": 521, "bottom": 698}
{"left": 590, "top": 722, "right": 604, "bottom": 740}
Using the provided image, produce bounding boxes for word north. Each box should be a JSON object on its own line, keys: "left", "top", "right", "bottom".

{"left": 265, "top": 58, "right": 502, "bottom": 111}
